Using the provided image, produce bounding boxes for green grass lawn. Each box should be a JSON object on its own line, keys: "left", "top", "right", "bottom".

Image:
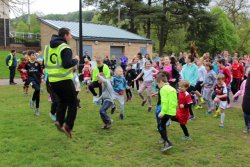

{"left": 0, "top": 50, "right": 23, "bottom": 79}
{"left": 0, "top": 85, "right": 250, "bottom": 167}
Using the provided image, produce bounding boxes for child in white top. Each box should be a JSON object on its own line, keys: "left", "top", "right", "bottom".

{"left": 134, "top": 61, "right": 158, "bottom": 112}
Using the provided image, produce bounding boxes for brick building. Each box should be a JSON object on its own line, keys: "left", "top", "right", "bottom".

{"left": 0, "top": 0, "right": 10, "bottom": 47}
{"left": 39, "top": 19, "right": 152, "bottom": 61}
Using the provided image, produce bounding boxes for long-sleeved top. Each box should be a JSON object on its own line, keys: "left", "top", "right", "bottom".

{"left": 125, "top": 69, "right": 136, "bottom": 86}
{"left": 231, "top": 63, "right": 244, "bottom": 79}
{"left": 198, "top": 65, "right": 207, "bottom": 82}
{"left": 25, "top": 61, "right": 43, "bottom": 84}
{"left": 18, "top": 62, "right": 28, "bottom": 81}
{"left": 234, "top": 79, "right": 246, "bottom": 97}
{"left": 73, "top": 72, "right": 81, "bottom": 92}
{"left": 218, "top": 67, "right": 231, "bottom": 86}
{"left": 112, "top": 75, "right": 127, "bottom": 93}
{"left": 181, "top": 63, "right": 198, "bottom": 87}
{"left": 160, "top": 84, "right": 177, "bottom": 116}
{"left": 98, "top": 75, "right": 115, "bottom": 103}
{"left": 204, "top": 70, "right": 217, "bottom": 88}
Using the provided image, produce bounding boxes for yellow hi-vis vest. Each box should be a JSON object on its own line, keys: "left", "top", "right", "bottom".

{"left": 44, "top": 43, "right": 73, "bottom": 82}
{"left": 8, "top": 53, "right": 13, "bottom": 66}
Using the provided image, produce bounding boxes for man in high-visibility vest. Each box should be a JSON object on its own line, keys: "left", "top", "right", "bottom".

{"left": 6, "top": 50, "right": 17, "bottom": 85}
{"left": 44, "top": 28, "right": 79, "bottom": 138}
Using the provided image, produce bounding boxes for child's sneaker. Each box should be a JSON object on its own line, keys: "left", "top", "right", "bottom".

{"left": 148, "top": 106, "right": 152, "bottom": 112}
{"left": 120, "top": 113, "right": 124, "bottom": 120}
{"left": 35, "top": 108, "right": 40, "bottom": 116}
{"left": 49, "top": 113, "right": 56, "bottom": 122}
{"left": 200, "top": 97, "right": 205, "bottom": 104}
{"left": 207, "top": 110, "right": 212, "bottom": 114}
{"left": 226, "top": 104, "right": 231, "bottom": 109}
{"left": 243, "top": 127, "right": 250, "bottom": 133}
{"left": 111, "top": 106, "right": 116, "bottom": 114}
{"left": 141, "top": 99, "right": 147, "bottom": 106}
{"left": 182, "top": 136, "right": 191, "bottom": 141}
{"left": 102, "top": 121, "right": 112, "bottom": 129}
{"left": 213, "top": 108, "right": 221, "bottom": 118}
{"left": 160, "top": 142, "right": 173, "bottom": 152}
{"left": 195, "top": 105, "right": 203, "bottom": 110}
{"left": 48, "top": 96, "right": 51, "bottom": 102}
{"left": 30, "top": 100, "right": 35, "bottom": 109}
{"left": 219, "top": 123, "right": 224, "bottom": 127}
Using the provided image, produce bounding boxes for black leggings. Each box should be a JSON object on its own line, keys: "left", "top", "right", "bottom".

{"left": 126, "top": 88, "right": 132, "bottom": 99}
{"left": 46, "top": 81, "right": 58, "bottom": 115}
{"left": 171, "top": 117, "right": 189, "bottom": 137}
{"left": 88, "top": 81, "right": 102, "bottom": 96}
{"left": 31, "top": 81, "right": 40, "bottom": 108}
{"left": 159, "top": 115, "right": 173, "bottom": 143}
{"left": 231, "top": 78, "right": 241, "bottom": 95}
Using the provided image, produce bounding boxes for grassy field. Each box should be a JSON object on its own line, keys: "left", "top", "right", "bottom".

{"left": 0, "top": 84, "right": 250, "bottom": 167}
{"left": 0, "top": 50, "right": 23, "bottom": 79}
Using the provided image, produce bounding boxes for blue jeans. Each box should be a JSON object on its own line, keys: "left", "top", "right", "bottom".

{"left": 100, "top": 101, "right": 113, "bottom": 124}
{"left": 243, "top": 113, "right": 250, "bottom": 129}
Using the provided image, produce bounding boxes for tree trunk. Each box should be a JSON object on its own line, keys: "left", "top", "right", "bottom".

{"left": 159, "top": 0, "right": 167, "bottom": 56}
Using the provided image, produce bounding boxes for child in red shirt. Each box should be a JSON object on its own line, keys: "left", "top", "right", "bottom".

{"left": 173, "top": 80, "right": 193, "bottom": 140}
{"left": 82, "top": 58, "right": 92, "bottom": 92}
{"left": 231, "top": 57, "right": 244, "bottom": 101}
{"left": 17, "top": 57, "right": 29, "bottom": 94}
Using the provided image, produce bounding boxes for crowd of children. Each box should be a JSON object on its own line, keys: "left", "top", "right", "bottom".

{"left": 16, "top": 47, "right": 250, "bottom": 153}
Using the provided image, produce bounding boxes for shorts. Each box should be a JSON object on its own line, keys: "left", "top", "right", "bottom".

{"left": 138, "top": 81, "right": 153, "bottom": 96}
{"left": 219, "top": 100, "right": 227, "bottom": 110}
{"left": 194, "top": 81, "right": 203, "bottom": 93}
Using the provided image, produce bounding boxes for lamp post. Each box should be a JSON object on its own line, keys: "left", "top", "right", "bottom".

{"left": 79, "top": 0, "right": 83, "bottom": 62}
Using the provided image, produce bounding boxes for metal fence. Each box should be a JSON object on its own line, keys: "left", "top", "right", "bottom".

{"left": 9, "top": 32, "right": 40, "bottom": 47}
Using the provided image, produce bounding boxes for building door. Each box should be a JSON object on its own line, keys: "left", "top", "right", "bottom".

{"left": 83, "top": 45, "right": 92, "bottom": 59}
{"left": 110, "top": 46, "right": 124, "bottom": 64}
{"left": 140, "top": 47, "right": 147, "bottom": 57}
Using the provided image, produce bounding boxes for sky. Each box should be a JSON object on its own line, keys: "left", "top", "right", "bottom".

{"left": 10, "top": 0, "right": 94, "bottom": 18}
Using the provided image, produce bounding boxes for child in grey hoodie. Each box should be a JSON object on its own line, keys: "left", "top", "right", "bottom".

{"left": 202, "top": 63, "right": 217, "bottom": 114}
{"left": 97, "top": 73, "right": 115, "bottom": 129}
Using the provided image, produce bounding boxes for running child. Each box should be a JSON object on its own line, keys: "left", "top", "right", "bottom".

{"left": 25, "top": 51, "right": 43, "bottom": 116}
{"left": 202, "top": 63, "right": 217, "bottom": 114}
{"left": 82, "top": 58, "right": 92, "bottom": 92}
{"left": 213, "top": 74, "right": 228, "bottom": 127}
{"left": 134, "top": 61, "right": 159, "bottom": 112}
{"left": 194, "top": 59, "right": 206, "bottom": 109}
{"left": 111, "top": 66, "right": 127, "bottom": 120}
{"left": 218, "top": 59, "right": 231, "bottom": 108}
{"left": 125, "top": 63, "right": 136, "bottom": 101}
{"left": 73, "top": 68, "right": 81, "bottom": 108}
{"left": 156, "top": 72, "right": 178, "bottom": 152}
{"left": 97, "top": 73, "right": 115, "bottom": 129}
{"left": 174, "top": 80, "right": 193, "bottom": 140}
{"left": 18, "top": 57, "right": 29, "bottom": 94}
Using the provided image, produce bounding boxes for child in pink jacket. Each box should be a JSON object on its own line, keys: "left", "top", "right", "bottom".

{"left": 233, "top": 67, "right": 250, "bottom": 100}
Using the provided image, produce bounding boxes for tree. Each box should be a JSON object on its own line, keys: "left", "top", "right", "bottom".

{"left": 208, "top": 7, "right": 240, "bottom": 53}
{"left": 216, "top": 0, "right": 250, "bottom": 25}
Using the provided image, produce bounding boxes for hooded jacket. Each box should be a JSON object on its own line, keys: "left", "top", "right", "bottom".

{"left": 49, "top": 35, "right": 78, "bottom": 69}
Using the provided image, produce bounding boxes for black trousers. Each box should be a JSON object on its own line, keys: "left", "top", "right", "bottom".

{"left": 171, "top": 117, "right": 189, "bottom": 137}
{"left": 50, "top": 80, "right": 77, "bottom": 130}
{"left": 9, "top": 66, "right": 16, "bottom": 83}
{"left": 231, "top": 78, "right": 242, "bottom": 95}
{"left": 31, "top": 81, "right": 40, "bottom": 108}
{"left": 159, "top": 115, "right": 174, "bottom": 143}
{"left": 46, "top": 81, "right": 58, "bottom": 115}
{"left": 89, "top": 81, "right": 102, "bottom": 96}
